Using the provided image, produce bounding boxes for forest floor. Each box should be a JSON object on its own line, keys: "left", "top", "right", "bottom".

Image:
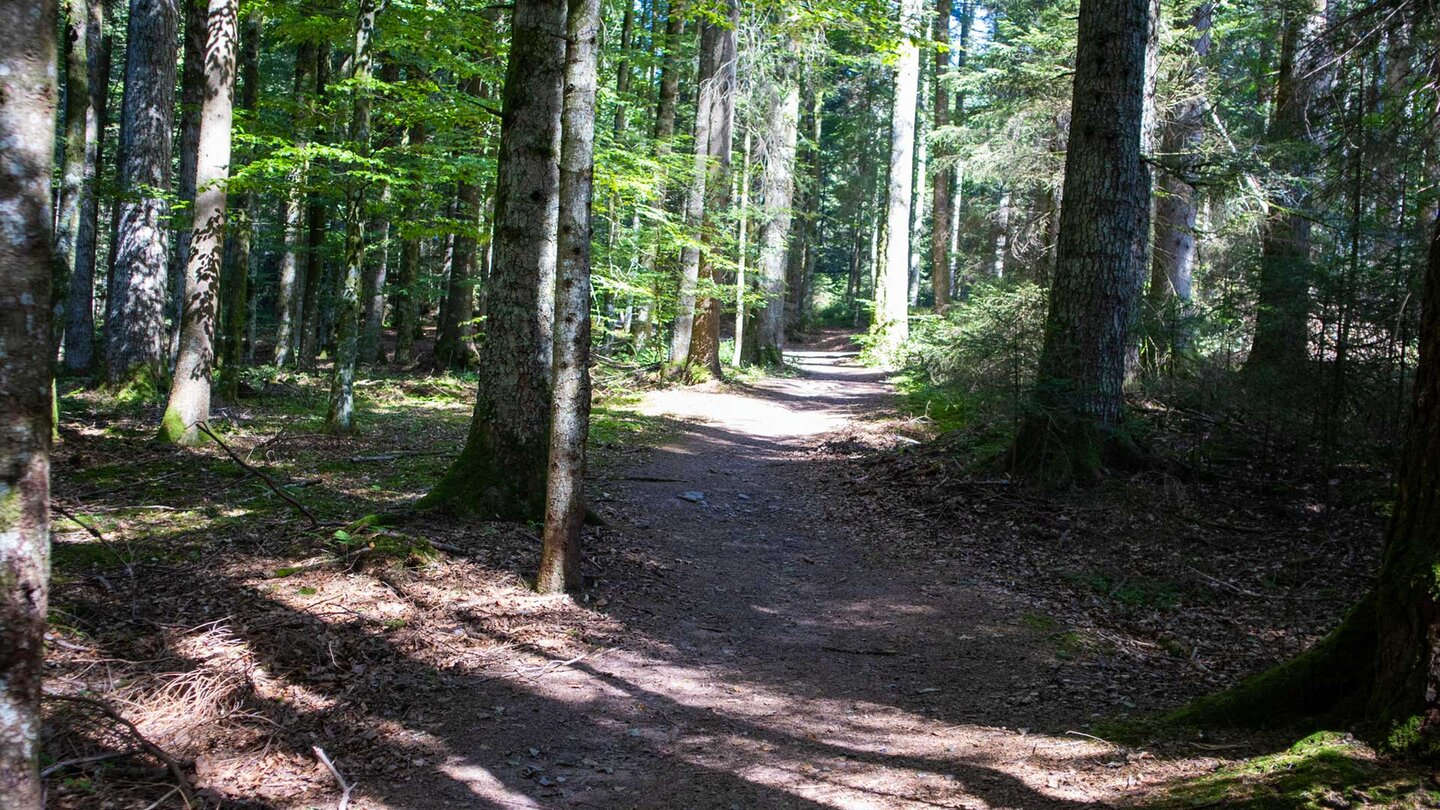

{"left": 43, "top": 331, "right": 1440, "bottom": 808}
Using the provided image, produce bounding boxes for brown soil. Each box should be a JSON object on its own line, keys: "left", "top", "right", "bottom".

{"left": 44, "top": 331, "right": 1381, "bottom": 808}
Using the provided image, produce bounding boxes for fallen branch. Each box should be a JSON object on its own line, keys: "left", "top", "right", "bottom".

{"left": 196, "top": 421, "right": 320, "bottom": 528}
{"left": 820, "top": 645, "right": 900, "bottom": 656}
{"left": 44, "top": 694, "right": 198, "bottom": 809}
{"left": 313, "top": 745, "right": 355, "bottom": 810}
{"left": 51, "top": 503, "right": 134, "bottom": 576}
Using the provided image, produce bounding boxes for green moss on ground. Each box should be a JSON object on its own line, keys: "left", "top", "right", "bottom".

{"left": 1149, "top": 732, "right": 1439, "bottom": 809}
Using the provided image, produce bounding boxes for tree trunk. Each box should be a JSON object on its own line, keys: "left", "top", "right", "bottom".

{"left": 877, "top": 0, "right": 924, "bottom": 356}
{"left": 52, "top": 0, "right": 92, "bottom": 352}
{"left": 327, "top": 0, "right": 377, "bottom": 435}
{"left": 754, "top": 62, "right": 800, "bottom": 364}
{"left": 1247, "top": 0, "right": 1332, "bottom": 377}
{"left": 63, "top": 2, "right": 108, "bottom": 372}
{"left": 158, "top": 0, "right": 237, "bottom": 445}
{"left": 392, "top": 119, "right": 426, "bottom": 367}
{"left": 734, "top": 125, "right": 752, "bottom": 366}
{"left": 167, "top": 0, "right": 204, "bottom": 365}
{"left": 300, "top": 43, "right": 331, "bottom": 367}
{"left": 653, "top": 0, "right": 683, "bottom": 141}
{"left": 276, "top": 43, "right": 316, "bottom": 369}
{"left": 359, "top": 59, "right": 400, "bottom": 366}
{"left": 420, "top": 0, "right": 565, "bottom": 519}
{"left": 929, "top": 0, "right": 952, "bottom": 313}
{"left": 105, "top": 0, "right": 180, "bottom": 394}
{"left": 612, "top": 0, "right": 634, "bottom": 136}
{"left": 435, "top": 79, "right": 485, "bottom": 371}
{"left": 684, "top": 0, "right": 738, "bottom": 380}
{"left": 539, "top": 0, "right": 600, "bottom": 594}
{"left": 217, "top": 8, "right": 259, "bottom": 403}
{"left": 0, "top": 2, "right": 57, "bottom": 803}
{"left": 1148, "top": 1, "right": 1211, "bottom": 354}
{"left": 1012, "top": 0, "right": 1152, "bottom": 484}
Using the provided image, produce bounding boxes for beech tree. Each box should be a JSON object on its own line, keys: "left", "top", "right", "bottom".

{"left": 0, "top": 1, "right": 57, "bottom": 803}
{"left": 538, "top": 0, "right": 601, "bottom": 594}
{"left": 876, "top": 0, "right": 924, "bottom": 357}
{"left": 158, "top": 0, "right": 239, "bottom": 446}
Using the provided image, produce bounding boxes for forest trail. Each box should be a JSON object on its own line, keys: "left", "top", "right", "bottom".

{"left": 380, "top": 332, "right": 1188, "bottom": 809}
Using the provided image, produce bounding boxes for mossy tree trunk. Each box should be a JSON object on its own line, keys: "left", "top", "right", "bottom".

{"left": 1010, "top": 0, "right": 1152, "bottom": 485}
{"left": 0, "top": 0, "right": 57, "bottom": 802}
{"left": 158, "top": 0, "right": 238, "bottom": 446}
{"left": 420, "top": 0, "right": 564, "bottom": 520}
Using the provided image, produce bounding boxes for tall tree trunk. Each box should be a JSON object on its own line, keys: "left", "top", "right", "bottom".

{"left": 784, "top": 78, "right": 819, "bottom": 336}
{"left": 420, "top": 0, "right": 565, "bottom": 519}
{"left": 612, "top": 0, "right": 635, "bottom": 136}
{"left": 158, "top": 0, "right": 237, "bottom": 445}
{"left": 0, "top": 2, "right": 57, "bottom": 803}
{"left": 734, "top": 125, "right": 752, "bottom": 366}
{"left": 327, "top": 0, "right": 377, "bottom": 434}
{"left": 1148, "top": 1, "right": 1211, "bottom": 354}
{"left": 653, "top": 0, "right": 683, "bottom": 141}
{"left": 105, "top": 0, "right": 180, "bottom": 394}
{"left": 754, "top": 60, "right": 801, "bottom": 364}
{"left": 1012, "top": 0, "right": 1152, "bottom": 484}
{"left": 930, "top": 0, "right": 952, "bottom": 313}
{"left": 670, "top": 0, "right": 736, "bottom": 375}
{"left": 52, "top": 0, "right": 92, "bottom": 352}
{"left": 392, "top": 119, "right": 426, "bottom": 367}
{"left": 1247, "top": 0, "right": 1332, "bottom": 376}
{"left": 219, "top": 8, "right": 260, "bottom": 402}
{"left": 63, "top": 2, "right": 108, "bottom": 371}
{"left": 434, "top": 79, "right": 485, "bottom": 370}
{"left": 359, "top": 59, "right": 400, "bottom": 366}
{"left": 684, "top": 0, "right": 738, "bottom": 380}
{"left": 539, "top": 0, "right": 600, "bottom": 594}
{"left": 276, "top": 43, "right": 316, "bottom": 369}
{"left": 877, "top": 0, "right": 924, "bottom": 356}
{"left": 300, "top": 43, "right": 331, "bottom": 367}
{"left": 167, "top": 0, "right": 205, "bottom": 365}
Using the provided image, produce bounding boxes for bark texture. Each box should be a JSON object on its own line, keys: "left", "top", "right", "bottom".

{"left": 275, "top": 42, "right": 317, "bottom": 369}
{"left": 327, "top": 0, "right": 377, "bottom": 434}
{"left": 159, "top": 0, "right": 237, "bottom": 446}
{"left": 420, "top": 0, "right": 565, "bottom": 519}
{"left": 0, "top": 1, "right": 57, "bottom": 803}
{"left": 168, "top": 0, "right": 205, "bottom": 363}
{"left": 52, "top": 0, "right": 91, "bottom": 350}
{"left": 218, "top": 7, "right": 259, "bottom": 402}
{"left": 539, "top": 0, "right": 600, "bottom": 594}
{"left": 62, "top": 4, "right": 108, "bottom": 371}
{"left": 877, "top": 0, "right": 924, "bottom": 356}
{"left": 105, "top": 0, "right": 180, "bottom": 394}
{"left": 754, "top": 65, "right": 800, "bottom": 364}
{"left": 929, "top": 0, "right": 953, "bottom": 313}
{"left": 1012, "top": 0, "right": 1152, "bottom": 484}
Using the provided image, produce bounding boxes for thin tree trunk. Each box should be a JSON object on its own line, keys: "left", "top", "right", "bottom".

{"left": 300, "top": 43, "right": 331, "bottom": 367}
{"left": 105, "top": 0, "right": 180, "bottom": 393}
{"left": 420, "top": 0, "right": 565, "bottom": 519}
{"left": 930, "top": 0, "right": 952, "bottom": 313}
{"left": 0, "top": 2, "right": 57, "bottom": 802}
{"left": 684, "top": 0, "right": 738, "bottom": 380}
{"left": 276, "top": 42, "right": 317, "bottom": 368}
{"left": 167, "top": 0, "right": 204, "bottom": 365}
{"left": 435, "top": 79, "right": 485, "bottom": 370}
{"left": 63, "top": 3, "right": 108, "bottom": 372}
{"left": 1148, "top": 1, "right": 1211, "bottom": 354}
{"left": 218, "top": 9, "right": 259, "bottom": 402}
{"left": 1012, "top": 0, "right": 1152, "bottom": 484}
{"left": 52, "top": 0, "right": 92, "bottom": 351}
{"left": 734, "top": 125, "right": 752, "bottom": 366}
{"left": 359, "top": 59, "right": 400, "bottom": 366}
{"left": 754, "top": 60, "right": 800, "bottom": 364}
{"left": 1247, "top": 0, "right": 1332, "bottom": 376}
{"left": 539, "top": 0, "right": 601, "bottom": 594}
{"left": 653, "top": 0, "right": 683, "bottom": 141}
{"left": 392, "top": 119, "right": 426, "bottom": 367}
{"left": 159, "top": 0, "right": 237, "bottom": 445}
{"left": 612, "top": 0, "right": 634, "bottom": 136}
{"left": 877, "top": 0, "right": 924, "bottom": 355}
{"left": 327, "top": 0, "right": 377, "bottom": 434}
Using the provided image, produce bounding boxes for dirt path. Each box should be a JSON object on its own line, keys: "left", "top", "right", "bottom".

{"left": 378, "top": 337, "right": 1179, "bottom": 809}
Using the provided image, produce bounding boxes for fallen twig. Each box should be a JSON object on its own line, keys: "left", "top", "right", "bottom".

{"left": 44, "top": 693, "right": 198, "bottom": 809}
{"left": 820, "top": 645, "right": 900, "bottom": 656}
{"left": 313, "top": 745, "right": 355, "bottom": 810}
{"left": 196, "top": 421, "right": 320, "bottom": 528}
